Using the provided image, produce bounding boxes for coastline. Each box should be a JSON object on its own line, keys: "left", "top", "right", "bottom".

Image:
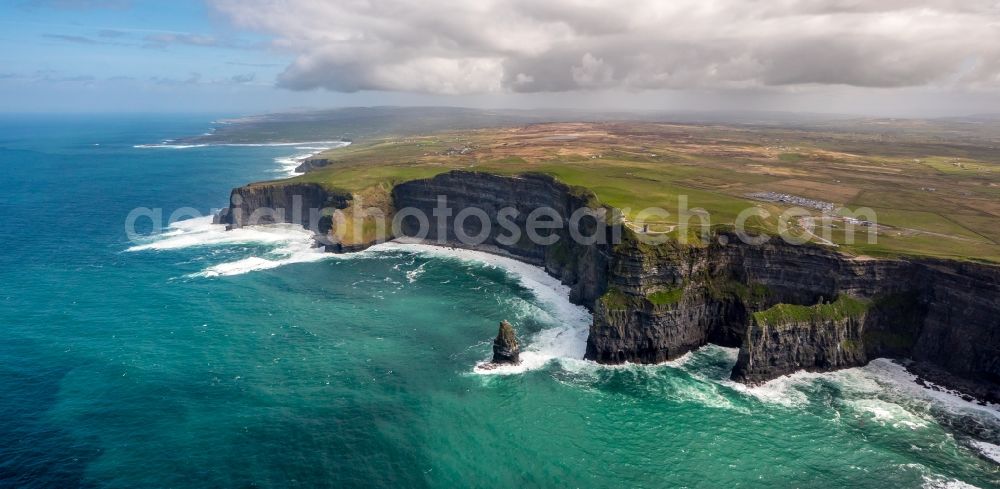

{"left": 371, "top": 244, "right": 999, "bottom": 425}
{"left": 134, "top": 140, "right": 350, "bottom": 149}
{"left": 357, "top": 244, "right": 1000, "bottom": 465}
{"left": 130, "top": 214, "right": 1000, "bottom": 416}
{"left": 129, "top": 133, "right": 1000, "bottom": 468}
{"left": 209, "top": 166, "right": 1000, "bottom": 403}
{"left": 368, "top": 241, "right": 592, "bottom": 375}
{"left": 273, "top": 141, "right": 351, "bottom": 177}
{"left": 135, "top": 140, "right": 351, "bottom": 179}
{"left": 128, "top": 214, "right": 1000, "bottom": 468}
{"left": 10, "top": 108, "right": 1000, "bottom": 486}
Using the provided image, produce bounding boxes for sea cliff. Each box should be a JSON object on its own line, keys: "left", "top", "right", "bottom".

{"left": 215, "top": 182, "right": 350, "bottom": 235}
{"left": 217, "top": 170, "right": 1000, "bottom": 401}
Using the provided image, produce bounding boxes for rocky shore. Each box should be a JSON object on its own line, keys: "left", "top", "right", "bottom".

{"left": 217, "top": 170, "right": 1000, "bottom": 402}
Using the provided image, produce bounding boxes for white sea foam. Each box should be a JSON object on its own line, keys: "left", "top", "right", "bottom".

{"left": 136, "top": 140, "right": 351, "bottom": 177}
{"left": 127, "top": 210, "right": 1000, "bottom": 441}
{"left": 127, "top": 138, "right": 354, "bottom": 274}
{"left": 134, "top": 143, "right": 209, "bottom": 149}
{"left": 363, "top": 242, "right": 592, "bottom": 375}
{"left": 126, "top": 216, "right": 329, "bottom": 277}
{"left": 127, "top": 216, "right": 303, "bottom": 251}
{"left": 723, "top": 364, "right": 882, "bottom": 408}
{"left": 921, "top": 473, "right": 982, "bottom": 489}
{"left": 558, "top": 347, "right": 707, "bottom": 379}
{"left": 405, "top": 262, "right": 427, "bottom": 283}
{"left": 677, "top": 381, "right": 743, "bottom": 411}
{"left": 191, "top": 237, "right": 328, "bottom": 278}
{"left": 134, "top": 140, "right": 348, "bottom": 149}
{"left": 861, "top": 359, "right": 1000, "bottom": 422}
{"left": 272, "top": 141, "right": 350, "bottom": 177}
{"left": 727, "top": 357, "right": 1000, "bottom": 425}
{"left": 725, "top": 371, "right": 819, "bottom": 407}
{"left": 847, "top": 398, "right": 931, "bottom": 430}
{"left": 969, "top": 440, "right": 1000, "bottom": 464}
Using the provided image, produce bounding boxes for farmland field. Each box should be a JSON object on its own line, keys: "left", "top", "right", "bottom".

{"left": 272, "top": 121, "right": 1000, "bottom": 262}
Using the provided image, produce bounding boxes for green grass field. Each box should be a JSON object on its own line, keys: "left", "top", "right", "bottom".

{"left": 267, "top": 122, "right": 1000, "bottom": 262}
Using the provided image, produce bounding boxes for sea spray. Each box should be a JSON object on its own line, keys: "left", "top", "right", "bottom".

{"left": 273, "top": 142, "right": 352, "bottom": 177}
{"left": 128, "top": 140, "right": 1000, "bottom": 477}
{"left": 136, "top": 140, "right": 352, "bottom": 177}
{"left": 134, "top": 140, "right": 350, "bottom": 149}
{"left": 347, "top": 242, "right": 1000, "bottom": 441}
{"left": 13, "top": 115, "right": 1000, "bottom": 488}
{"left": 363, "top": 242, "right": 592, "bottom": 375}
{"left": 126, "top": 216, "right": 330, "bottom": 277}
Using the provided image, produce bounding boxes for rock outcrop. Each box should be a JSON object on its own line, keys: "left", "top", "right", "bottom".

{"left": 215, "top": 182, "right": 350, "bottom": 234}
{"left": 391, "top": 171, "right": 614, "bottom": 306}
{"left": 587, "top": 231, "right": 1000, "bottom": 400}
{"left": 729, "top": 297, "right": 871, "bottom": 383}
{"left": 492, "top": 320, "right": 521, "bottom": 365}
{"left": 218, "top": 170, "right": 1000, "bottom": 401}
{"left": 294, "top": 158, "right": 331, "bottom": 174}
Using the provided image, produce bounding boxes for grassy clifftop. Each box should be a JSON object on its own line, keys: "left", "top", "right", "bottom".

{"left": 753, "top": 296, "right": 872, "bottom": 327}
{"left": 264, "top": 121, "right": 999, "bottom": 262}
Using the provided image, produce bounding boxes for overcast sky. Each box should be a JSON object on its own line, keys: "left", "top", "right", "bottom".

{"left": 2, "top": 0, "right": 999, "bottom": 116}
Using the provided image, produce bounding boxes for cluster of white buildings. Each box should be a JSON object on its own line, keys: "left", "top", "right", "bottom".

{"left": 747, "top": 192, "right": 836, "bottom": 213}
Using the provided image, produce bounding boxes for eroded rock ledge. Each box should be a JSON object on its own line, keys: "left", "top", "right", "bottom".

{"left": 215, "top": 182, "right": 350, "bottom": 233}
{"left": 218, "top": 170, "right": 1000, "bottom": 402}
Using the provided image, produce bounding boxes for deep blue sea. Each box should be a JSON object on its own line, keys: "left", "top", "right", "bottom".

{"left": 0, "top": 114, "right": 998, "bottom": 488}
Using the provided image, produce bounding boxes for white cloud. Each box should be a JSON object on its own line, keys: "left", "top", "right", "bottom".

{"left": 210, "top": 0, "right": 1000, "bottom": 95}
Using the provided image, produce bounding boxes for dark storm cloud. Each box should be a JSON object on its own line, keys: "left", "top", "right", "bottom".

{"left": 210, "top": 0, "right": 1000, "bottom": 95}
{"left": 757, "top": 36, "right": 962, "bottom": 88}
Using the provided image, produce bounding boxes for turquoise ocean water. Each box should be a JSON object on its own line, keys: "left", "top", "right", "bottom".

{"left": 0, "top": 115, "right": 998, "bottom": 488}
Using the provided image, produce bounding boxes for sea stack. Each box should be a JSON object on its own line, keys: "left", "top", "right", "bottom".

{"left": 491, "top": 320, "right": 521, "bottom": 365}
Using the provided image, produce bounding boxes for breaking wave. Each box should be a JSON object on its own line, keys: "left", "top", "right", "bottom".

{"left": 273, "top": 141, "right": 350, "bottom": 177}
{"left": 134, "top": 140, "right": 349, "bottom": 149}
{"left": 126, "top": 216, "right": 329, "bottom": 277}
{"left": 969, "top": 440, "right": 1000, "bottom": 464}
{"left": 135, "top": 140, "right": 351, "bottom": 177}
{"left": 362, "top": 242, "right": 592, "bottom": 375}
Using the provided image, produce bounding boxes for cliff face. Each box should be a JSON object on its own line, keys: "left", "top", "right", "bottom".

{"left": 391, "top": 171, "right": 613, "bottom": 306}
{"left": 218, "top": 171, "right": 1000, "bottom": 399}
{"left": 215, "top": 182, "right": 350, "bottom": 234}
{"left": 589, "top": 232, "right": 1000, "bottom": 399}
{"left": 730, "top": 298, "right": 870, "bottom": 383}
{"left": 294, "top": 158, "right": 331, "bottom": 174}
{"left": 585, "top": 241, "right": 719, "bottom": 363}
{"left": 909, "top": 262, "right": 1000, "bottom": 398}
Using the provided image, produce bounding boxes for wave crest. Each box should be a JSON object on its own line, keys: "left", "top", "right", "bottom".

{"left": 126, "top": 216, "right": 329, "bottom": 277}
